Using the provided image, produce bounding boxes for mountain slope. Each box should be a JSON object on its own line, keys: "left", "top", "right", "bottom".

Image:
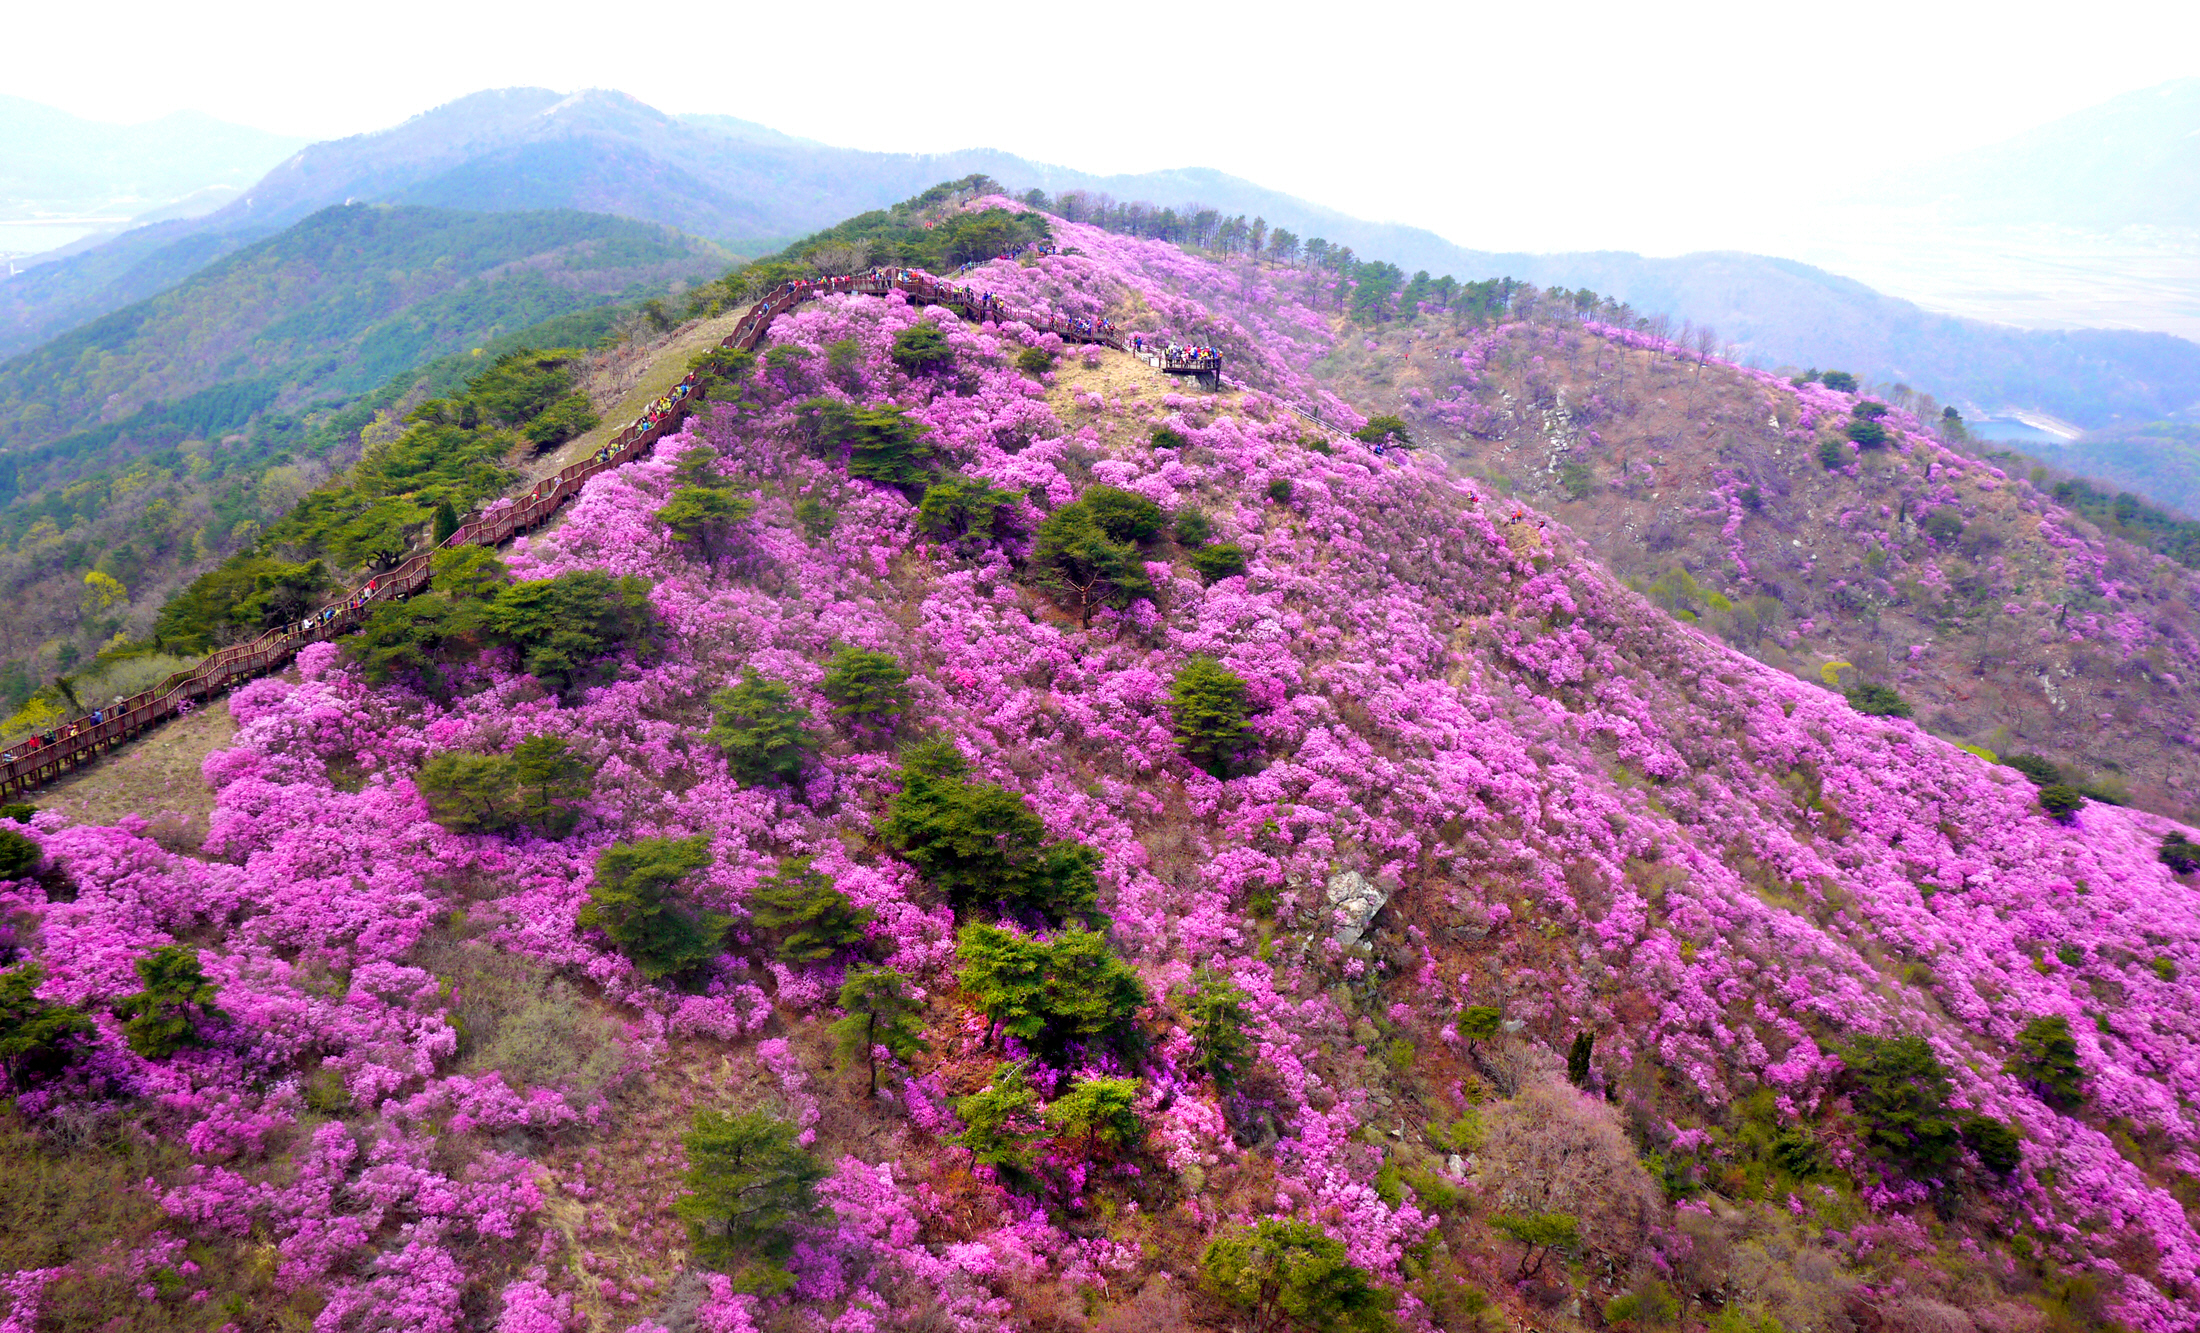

{"left": 8, "top": 87, "right": 2195, "bottom": 445}
{"left": 4, "top": 198, "right": 2197, "bottom": 1331}
{"left": 0, "top": 203, "right": 725, "bottom": 480}
{"left": 1275, "top": 287, "right": 2200, "bottom": 819}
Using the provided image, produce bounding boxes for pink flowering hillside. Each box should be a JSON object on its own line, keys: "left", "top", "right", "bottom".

{"left": 4, "top": 197, "right": 2200, "bottom": 1333}
{"left": 1264, "top": 290, "right": 2200, "bottom": 822}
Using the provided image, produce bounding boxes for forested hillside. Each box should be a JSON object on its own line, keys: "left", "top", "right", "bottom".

{"left": 2, "top": 193, "right": 2196, "bottom": 1333}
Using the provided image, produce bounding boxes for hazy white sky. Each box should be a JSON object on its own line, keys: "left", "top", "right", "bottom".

{"left": 8, "top": 0, "right": 2196, "bottom": 253}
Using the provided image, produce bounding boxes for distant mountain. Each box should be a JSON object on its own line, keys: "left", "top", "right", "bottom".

{"left": 0, "top": 97, "right": 305, "bottom": 242}
{"left": 5, "top": 87, "right": 2196, "bottom": 444}
{"left": 1858, "top": 77, "right": 2200, "bottom": 232}
{"left": 0, "top": 204, "right": 725, "bottom": 494}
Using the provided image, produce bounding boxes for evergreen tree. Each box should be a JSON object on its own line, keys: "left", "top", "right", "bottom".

{"left": 1171, "top": 655, "right": 1254, "bottom": 778}
{"left": 656, "top": 485, "right": 757, "bottom": 559}
{"left": 2007, "top": 1015, "right": 2085, "bottom": 1111}
{"left": 890, "top": 323, "right": 957, "bottom": 376}
{"left": 917, "top": 476, "right": 1017, "bottom": 546}
{"left": 416, "top": 751, "right": 521, "bottom": 834}
{"left": 708, "top": 672, "right": 817, "bottom": 788}
{"left": 1567, "top": 1030, "right": 1596, "bottom": 1088}
{"left": 2038, "top": 784, "right": 2085, "bottom": 822}
{"left": 953, "top": 1061, "right": 1040, "bottom": 1177}
{"left": 1171, "top": 506, "right": 1211, "bottom": 546}
{"left": 883, "top": 757, "right": 1100, "bottom": 924}
{"left": 1187, "top": 969, "right": 1253, "bottom": 1088}
{"left": 955, "top": 922, "right": 1051, "bottom": 1048}
{"left": 486, "top": 570, "right": 656, "bottom": 699}
{"left": 1044, "top": 1076, "right": 1143, "bottom": 1156}
{"left": 1841, "top": 1033, "right": 1962, "bottom": 1180}
{"left": 114, "top": 945, "right": 222, "bottom": 1059}
{"left": 0, "top": 963, "right": 93, "bottom": 1089}
{"left": 1457, "top": 1005, "right": 1502, "bottom": 1051}
{"left": 748, "top": 856, "right": 871, "bottom": 963}
{"left": 1029, "top": 501, "right": 1154, "bottom": 626}
{"left": 432, "top": 499, "right": 461, "bottom": 546}
{"left": 512, "top": 735, "right": 592, "bottom": 837}
{"left": 1491, "top": 1212, "right": 1580, "bottom": 1280}
{"left": 820, "top": 647, "right": 911, "bottom": 731}
{"left": 1081, "top": 486, "right": 1165, "bottom": 543}
{"left": 0, "top": 826, "right": 41, "bottom": 880}
{"left": 1352, "top": 415, "right": 1413, "bottom": 448}
{"left": 830, "top": 965, "right": 924, "bottom": 1093}
{"left": 1186, "top": 544, "right": 1248, "bottom": 583}
{"left": 432, "top": 545, "right": 510, "bottom": 601}
{"left": 578, "top": 835, "right": 725, "bottom": 979}
{"left": 1201, "top": 1219, "right": 1396, "bottom": 1333}
{"left": 674, "top": 1108, "right": 826, "bottom": 1279}
{"left": 1963, "top": 1113, "right": 2023, "bottom": 1177}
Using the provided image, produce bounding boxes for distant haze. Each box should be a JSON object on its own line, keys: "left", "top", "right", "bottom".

{"left": 7, "top": 0, "right": 2197, "bottom": 257}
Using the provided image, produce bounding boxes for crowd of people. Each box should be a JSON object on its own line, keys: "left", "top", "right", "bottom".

{"left": 1136, "top": 336, "right": 1223, "bottom": 372}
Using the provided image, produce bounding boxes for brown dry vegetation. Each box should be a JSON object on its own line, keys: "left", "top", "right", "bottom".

{"left": 1310, "top": 317, "right": 2200, "bottom": 820}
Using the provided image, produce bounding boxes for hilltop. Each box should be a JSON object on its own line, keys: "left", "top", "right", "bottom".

{"left": 2, "top": 195, "right": 2197, "bottom": 1333}
{"left": 1285, "top": 303, "right": 2200, "bottom": 821}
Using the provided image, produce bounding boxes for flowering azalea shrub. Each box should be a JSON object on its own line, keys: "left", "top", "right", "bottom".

{"left": 1, "top": 200, "right": 2197, "bottom": 1332}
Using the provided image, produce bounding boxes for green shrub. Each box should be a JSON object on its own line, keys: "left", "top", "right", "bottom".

{"left": 1816, "top": 437, "right": 1849, "bottom": 469}
{"left": 521, "top": 392, "right": 599, "bottom": 447}
{"left": 2008, "top": 1015, "right": 2085, "bottom": 1111}
{"left": 0, "top": 963, "right": 93, "bottom": 1088}
{"left": 1187, "top": 543, "right": 1248, "bottom": 583}
{"left": 821, "top": 647, "right": 910, "bottom": 730}
{"left": 1186, "top": 969, "right": 1252, "bottom": 1089}
{"left": 831, "top": 965, "right": 924, "bottom": 1093}
{"left": 1082, "top": 485, "right": 1165, "bottom": 542}
{"left": 0, "top": 804, "right": 35, "bottom": 824}
{"left": 512, "top": 736, "right": 591, "bottom": 836}
{"left": 793, "top": 495, "right": 837, "bottom": 538}
{"left": 1013, "top": 346, "right": 1056, "bottom": 376}
{"left": 113, "top": 945, "right": 222, "bottom": 1059}
{"left": 954, "top": 1060, "right": 1040, "bottom": 1176}
{"left": 1820, "top": 370, "right": 1858, "bottom": 392}
{"left": 1840, "top": 1033, "right": 1960, "bottom": 1179}
{"left": 1028, "top": 499, "right": 1154, "bottom": 625}
{"left": 881, "top": 748, "right": 1103, "bottom": 924}
{"left": 2037, "top": 784, "right": 2085, "bottom": 822}
{"left": 1490, "top": 1212, "right": 1580, "bottom": 1279}
{"left": 656, "top": 484, "right": 757, "bottom": 558}
{"left": 1852, "top": 401, "right": 1890, "bottom": 421}
{"left": 890, "top": 323, "right": 957, "bottom": 376}
{"left": 709, "top": 672, "right": 817, "bottom": 788}
{"left": 955, "top": 922, "right": 1145, "bottom": 1055}
{"left": 1844, "top": 682, "right": 1912, "bottom": 718}
{"left": 2161, "top": 833, "right": 2200, "bottom": 875}
{"left": 2004, "top": 753, "right": 2062, "bottom": 786}
{"left": 1201, "top": 1219, "right": 1396, "bottom": 1333}
{"left": 1845, "top": 419, "right": 1890, "bottom": 448}
{"left": 794, "top": 398, "right": 938, "bottom": 490}
{"left": 1458, "top": 1005, "right": 1502, "bottom": 1049}
{"left": 1605, "top": 1281, "right": 1681, "bottom": 1328}
{"left": 1152, "top": 426, "right": 1189, "bottom": 451}
{"left": 917, "top": 476, "right": 1017, "bottom": 546}
{"left": 417, "top": 751, "right": 522, "bottom": 834}
{"left": 1558, "top": 461, "right": 1594, "bottom": 500}
{"left": 486, "top": 569, "right": 656, "bottom": 698}
{"left": 1267, "top": 478, "right": 1295, "bottom": 503}
{"left": 0, "top": 827, "right": 40, "bottom": 880}
{"left": 748, "top": 856, "right": 870, "bottom": 963}
{"left": 1963, "top": 1113, "right": 2022, "bottom": 1176}
{"left": 1171, "top": 655, "right": 1254, "bottom": 778}
{"left": 1044, "top": 1076, "right": 1143, "bottom": 1156}
{"left": 1353, "top": 415, "right": 1413, "bottom": 448}
{"left": 578, "top": 835, "right": 725, "bottom": 979}
{"left": 675, "top": 1108, "right": 825, "bottom": 1280}
{"left": 1171, "top": 507, "right": 1212, "bottom": 546}
{"left": 1920, "top": 509, "right": 1964, "bottom": 544}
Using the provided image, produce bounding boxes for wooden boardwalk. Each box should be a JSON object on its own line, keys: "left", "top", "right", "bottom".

{"left": 1, "top": 267, "right": 1134, "bottom": 799}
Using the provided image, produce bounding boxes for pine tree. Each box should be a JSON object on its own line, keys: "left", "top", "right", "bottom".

{"left": 1187, "top": 970, "right": 1252, "bottom": 1089}
{"left": 820, "top": 647, "right": 910, "bottom": 731}
{"left": 512, "top": 735, "right": 592, "bottom": 837}
{"left": 0, "top": 963, "right": 93, "bottom": 1088}
{"left": 2007, "top": 1015, "right": 2086, "bottom": 1111}
{"left": 1171, "top": 655, "right": 1254, "bottom": 778}
{"left": 708, "top": 673, "right": 816, "bottom": 788}
{"left": 1201, "top": 1219, "right": 1397, "bottom": 1333}
{"left": 954, "top": 1061, "right": 1039, "bottom": 1176}
{"left": 674, "top": 1108, "right": 825, "bottom": 1278}
{"left": 749, "top": 856, "right": 871, "bottom": 963}
{"left": 830, "top": 965, "right": 924, "bottom": 1093}
{"left": 1044, "top": 1077, "right": 1143, "bottom": 1156}
{"left": 577, "top": 835, "right": 725, "bottom": 979}
{"left": 114, "top": 945, "right": 223, "bottom": 1059}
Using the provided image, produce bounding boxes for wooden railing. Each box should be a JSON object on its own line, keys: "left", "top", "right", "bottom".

{"left": 0, "top": 266, "right": 1132, "bottom": 798}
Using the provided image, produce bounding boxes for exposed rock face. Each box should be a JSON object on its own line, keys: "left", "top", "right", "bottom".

{"left": 1326, "top": 869, "right": 1391, "bottom": 947}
